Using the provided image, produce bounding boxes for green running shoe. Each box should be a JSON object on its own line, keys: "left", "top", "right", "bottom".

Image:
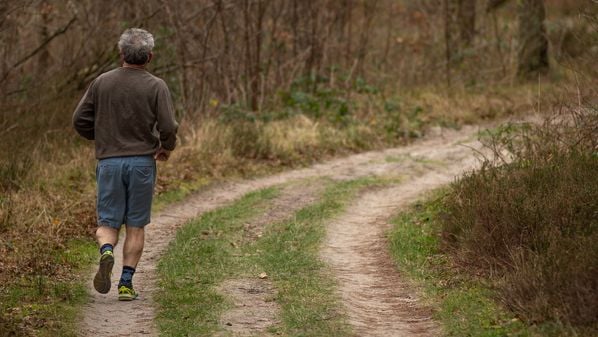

{"left": 93, "top": 250, "right": 114, "bottom": 294}
{"left": 118, "top": 285, "right": 138, "bottom": 301}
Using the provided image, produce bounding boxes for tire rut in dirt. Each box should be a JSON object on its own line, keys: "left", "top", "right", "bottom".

{"left": 321, "top": 158, "right": 481, "bottom": 336}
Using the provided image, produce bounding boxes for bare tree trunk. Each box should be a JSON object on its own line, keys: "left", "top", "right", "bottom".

{"left": 37, "top": 1, "right": 51, "bottom": 71}
{"left": 291, "top": 0, "right": 298, "bottom": 58}
{"left": 215, "top": 0, "right": 232, "bottom": 105}
{"left": 160, "top": 0, "right": 190, "bottom": 114}
{"left": 345, "top": 0, "right": 353, "bottom": 68}
{"left": 517, "top": 0, "right": 549, "bottom": 78}
{"left": 252, "top": 0, "right": 267, "bottom": 112}
{"left": 381, "top": 0, "right": 394, "bottom": 68}
{"left": 355, "top": 0, "right": 378, "bottom": 77}
{"left": 243, "top": 0, "right": 253, "bottom": 110}
{"left": 457, "top": 0, "right": 476, "bottom": 46}
{"left": 444, "top": 0, "right": 452, "bottom": 89}
{"left": 306, "top": 0, "right": 319, "bottom": 86}
{"left": 263, "top": 1, "right": 282, "bottom": 106}
{"left": 491, "top": 11, "right": 507, "bottom": 77}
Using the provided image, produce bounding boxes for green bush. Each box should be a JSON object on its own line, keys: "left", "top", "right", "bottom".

{"left": 280, "top": 75, "right": 351, "bottom": 125}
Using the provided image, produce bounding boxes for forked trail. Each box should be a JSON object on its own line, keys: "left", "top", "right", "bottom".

{"left": 80, "top": 124, "right": 487, "bottom": 336}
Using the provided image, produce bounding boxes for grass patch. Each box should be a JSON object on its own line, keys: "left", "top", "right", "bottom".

{"left": 1, "top": 4, "right": 595, "bottom": 334}
{"left": 256, "top": 178, "right": 381, "bottom": 336}
{"left": 0, "top": 239, "right": 97, "bottom": 337}
{"left": 389, "top": 193, "right": 583, "bottom": 336}
{"left": 156, "top": 177, "right": 384, "bottom": 336}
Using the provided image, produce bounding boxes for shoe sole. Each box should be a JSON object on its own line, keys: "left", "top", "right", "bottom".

{"left": 93, "top": 254, "right": 114, "bottom": 294}
{"left": 118, "top": 293, "right": 138, "bottom": 301}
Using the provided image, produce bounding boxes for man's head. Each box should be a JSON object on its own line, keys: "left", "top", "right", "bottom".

{"left": 118, "top": 28, "right": 154, "bottom": 65}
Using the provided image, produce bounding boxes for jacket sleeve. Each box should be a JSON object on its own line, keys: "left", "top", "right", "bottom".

{"left": 155, "top": 81, "right": 179, "bottom": 151}
{"left": 72, "top": 81, "right": 96, "bottom": 140}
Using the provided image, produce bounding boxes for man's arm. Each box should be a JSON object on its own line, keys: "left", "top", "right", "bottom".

{"left": 72, "top": 81, "right": 96, "bottom": 140}
{"left": 155, "top": 81, "right": 179, "bottom": 151}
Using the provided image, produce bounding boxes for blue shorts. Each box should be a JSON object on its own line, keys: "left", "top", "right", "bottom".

{"left": 96, "top": 156, "right": 156, "bottom": 229}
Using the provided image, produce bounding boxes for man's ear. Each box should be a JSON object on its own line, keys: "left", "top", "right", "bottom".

{"left": 147, "top": 52, "right": 153, "bottom": 64}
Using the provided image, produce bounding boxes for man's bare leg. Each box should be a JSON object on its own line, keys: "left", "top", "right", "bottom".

{"left": 123, "top": 226, "right": 145, "bottom": 268}
{"left": 117, "top": 226, "right": 145, "bottom": 300}
{"left": 96, "top": 225, "right": 119, "bottom": 247}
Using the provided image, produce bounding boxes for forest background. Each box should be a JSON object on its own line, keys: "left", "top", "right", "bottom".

{"left": 0, "top": 0, "right": 596, "bottom": 335}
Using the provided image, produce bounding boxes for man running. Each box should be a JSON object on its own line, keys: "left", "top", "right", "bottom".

{"left": 73, "top": 28, "right": 178, "bottom": 300}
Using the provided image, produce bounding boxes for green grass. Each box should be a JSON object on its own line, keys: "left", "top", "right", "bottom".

{"left": 156, "top": 187, "right": 279, "bottom": 336}
{"left": 0, "top": 239, "right": 97, "bottom": 337}
{"left": 255, "top": 178, "right": 381, "bottom": 336}
{"left": 388, "top": 191, "right": 582, "bottom": 337}
{"left": 156, "top": 177, "right": 384, "bottom": 336}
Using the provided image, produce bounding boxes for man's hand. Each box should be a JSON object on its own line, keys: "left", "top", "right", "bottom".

{"left": 154, "top": 147, "right": 171, "bottom": 161}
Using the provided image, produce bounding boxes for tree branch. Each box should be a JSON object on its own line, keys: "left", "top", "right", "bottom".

{"left": 12, "top": 15, "right": 77, "bottom": 69}
{"left": 0, "top": 15, "right": 77, "bottom": 84}
{"left": 486, "top": 0, "right": 510, "bottom": 13}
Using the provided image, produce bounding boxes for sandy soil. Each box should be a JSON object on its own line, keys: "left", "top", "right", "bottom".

{"left": 80, "top": 124, "right": 485, "bottom": 337}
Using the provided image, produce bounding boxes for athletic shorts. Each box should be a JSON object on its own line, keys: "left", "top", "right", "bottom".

{"left": 96, "top": 155, "right": 156, "bottom": 229}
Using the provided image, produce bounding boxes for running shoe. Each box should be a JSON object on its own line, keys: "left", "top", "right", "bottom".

{"left": 118, "top": 285, "right": 139, "bottom": 301}
{"left": 93, "top": 250, "right": 114, "bottom": 294}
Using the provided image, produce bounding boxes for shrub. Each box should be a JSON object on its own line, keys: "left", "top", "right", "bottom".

{"left": 441, "top": 108, "right": 598, "bottom": 325}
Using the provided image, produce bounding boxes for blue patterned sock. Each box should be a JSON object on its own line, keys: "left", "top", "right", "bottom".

{"left": 100, "top": 243, "right": 113, "bottom": 255}
{"left": 118, "top": 266, "right": 136, "bottom": 288}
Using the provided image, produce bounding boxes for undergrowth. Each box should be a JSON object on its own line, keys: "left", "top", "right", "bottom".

{"left": 441, "top": 107, "right": 597, "bottom": 327}
{"left": 389, "top": 193, "right": 584, "bottom": 337}
{"left": 0, "top": 239, "right": 97, "bottom": 337}
{"left": 0, "top": 2, "right": 594, "bottom": 335}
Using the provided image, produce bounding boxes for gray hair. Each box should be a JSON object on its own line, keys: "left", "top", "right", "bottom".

{"left": 118, "top": 28, "right": 154, "bottom": 65}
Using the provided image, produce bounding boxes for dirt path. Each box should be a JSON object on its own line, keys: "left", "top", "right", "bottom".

{"left": 321, "top": 153, "right": 481, "bottom": 337}
{"left": 80, "top": 124, "right": 485, "bottom": 336}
